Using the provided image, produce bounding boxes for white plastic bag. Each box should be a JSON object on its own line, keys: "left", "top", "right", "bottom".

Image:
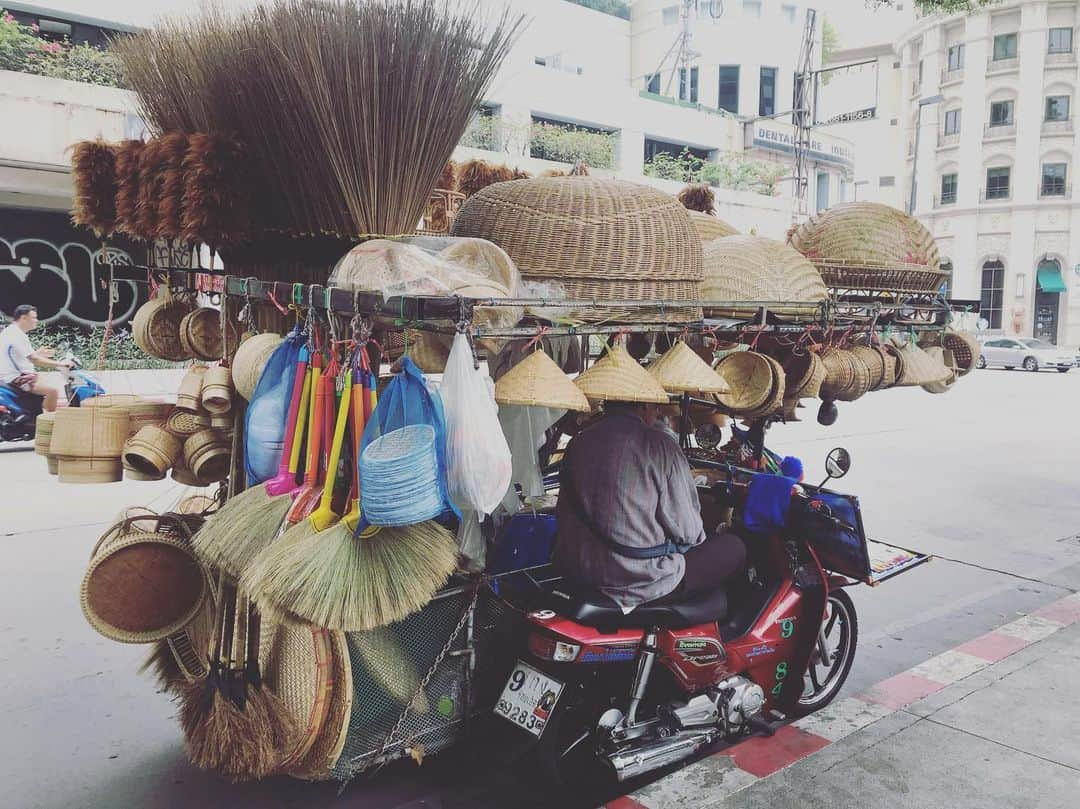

{"left": 440, "top": 332, "right": 512, "bottom": 518}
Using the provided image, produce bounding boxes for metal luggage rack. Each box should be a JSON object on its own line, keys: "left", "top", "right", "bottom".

{"left": 106, "top": 264, "right": 975, "bottom": 338}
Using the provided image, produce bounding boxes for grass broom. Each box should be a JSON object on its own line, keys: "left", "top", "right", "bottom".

{"left": 192, "top": 348, "right": 311, "bottom": 578}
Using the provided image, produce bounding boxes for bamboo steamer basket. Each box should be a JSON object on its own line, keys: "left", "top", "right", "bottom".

{"left": 131, "top": 292, "right": 196, "bottom": 361}
{"left": 209, "top": 412, "right": 234, "bottom": 431}
{"left": 687, "top": 209, "right": 738, "bottom": 242}
{"left": 165, "top": 408, "right": 207, "bottom": 438}
{"left": 80, "top": 515, "right": 208, "bottom": 643}
{"left": 232, "top": 333, "right": 284, "bottom": 401}
{"left": 179, "top": 307, "right": 224, "bottom": 362}
{"left": 176, "top": 366, "right": 209, "bottom": 412}
{"left": 787, "top": 202, "right": 947, "bottom": 293}
{"left": 51, "top": 404, "right": 129, "bottom": 460}
{"left": 82, "top": 394, "right": 143, "bottom": 409}
{"left": 451, "top": 177, "right": 704, "bottom": 323}
{"left": 183, "top": 429, "right": 231, "bottom": 484}
{"left": 33, "top": 412, "right": 54, "bottom": 456}
{"left": 126, "top": 401, "right": 172, "bottom": 437}
{"left": 200, "top": 366, "right": 234, "bottom": 414}
{"left": 122, "top": 446, "right": 167, "bottom": 481}
{"left": 124, "top": 425, "right": 182, "bottom": 478}
{"left": 171, "top": 454, "right": 204, "bottom": 487}
{"left": 701, "top": 236, "right": 827, "bottom": 319}
{"left": 57, "top": 457, "right": 124, "bottom": 483}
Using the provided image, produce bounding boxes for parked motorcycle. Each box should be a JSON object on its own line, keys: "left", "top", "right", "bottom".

{"left": 490, "top": 448, "right": 925, "bottom": 787}
{"left": 0, "top": 350, "right": 104, "bottom": 443}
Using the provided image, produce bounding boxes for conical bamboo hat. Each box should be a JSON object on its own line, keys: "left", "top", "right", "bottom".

{"left": 574, "top": 343, "right": 670, "bottom": 404}
{"left": 495, "top": 349, "right": 591, "bottom": 412}
{"left": 647, "top": 341, "right": 731, "bottom": 394}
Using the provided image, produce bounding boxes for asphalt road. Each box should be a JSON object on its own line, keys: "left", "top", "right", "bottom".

{"left": 2, "top": 366, "right": 1079, "bottom": 809}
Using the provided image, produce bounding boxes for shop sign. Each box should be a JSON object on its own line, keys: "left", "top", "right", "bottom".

{"left": 747, "top": 122, "right": 855, "bottom": 170}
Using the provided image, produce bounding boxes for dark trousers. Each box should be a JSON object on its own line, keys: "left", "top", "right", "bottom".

{"left": 650, "top": 532, "right": 747, "bottom": 605}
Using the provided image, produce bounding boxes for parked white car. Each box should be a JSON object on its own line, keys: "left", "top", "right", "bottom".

{"left": 977, "top": 337, "right": 1074, "bottom": 372}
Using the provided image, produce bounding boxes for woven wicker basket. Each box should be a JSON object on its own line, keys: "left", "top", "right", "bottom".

{"left": 850, "top": 344, "right": 887, "bottom": 391}
{"left": 834, "top": 351, "right": 873, "bottom": 402}
{"left": 942, "top": 331, "right": 981, "bottom": 377}
{"left": 179, "top": 307, "right": 224, "bottom": 362}
{"left": 58, "top": 457, "right": 123, "bottom": 483}
{"left": 201, "top": 366, "right": 234, "bottom": 415}
{"left": 788, "top": 202, "right": 947, "bottom": 292}
{"left": 176, "top": 366, "right": 209, "bottom": 412}
{"left": 818, "top": 347, "right": 856, "bottom": 401}
{"left": 81, "top": 516, "right": 207, "bottom": 644}
{"left": 451, "top": 177, "right": 704, "bottom": 322}
{"left": 82, "top": 394, "right": 143, "bottom": 409}
{"left": 232, "top": 333, "right": 284, "bottom": 401}
{"left": 131, "top": 292, "right": 196, "bottom": 361}
{"left": 126, "top": 401, "right": 171, "bottom": 438}
{"left": 183, "top": 429, "right": 231, "bottom": 484}
{"left": 893, "top": 340, "right": 951, "bottom": 387}
{"left": 170, "top": 454, "right": 203, "bottom": 487}
{"left": 715, "top": 351, "right": 775, "bottom": 415}
{"left": 687, "top": 210, "right": 738, "bottom": 243}
{"left": 51, "top": 404, "right": 129, "bottom": 460}
{"left": 287, "top": 630, "right": 353, "bottom": 780}
{"left": 701, "top": 236, "right": 827, "bottom": 318}
{"left": 777, "top": 350, "right": 825, "bottom": 400}
{"left": 125, "top": 425, "right": 182, "bottom": 477}
{"left": 34, "top": 412, "right": 54, "bottom": 456}
{"left": 922, "top": 346, "right": 958, "bottom": 394}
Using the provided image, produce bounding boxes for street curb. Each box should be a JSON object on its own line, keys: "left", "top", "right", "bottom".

{"left": 604, "top": 591, "right": 1080, "bottom": 809}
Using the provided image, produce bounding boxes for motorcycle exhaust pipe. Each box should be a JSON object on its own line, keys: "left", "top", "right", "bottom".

{"left": 607, "top": 730, "right": 715, "bottom": 782}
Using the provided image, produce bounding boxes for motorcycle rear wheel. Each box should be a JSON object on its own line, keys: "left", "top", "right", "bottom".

{"left": 790, "top": 589, "right": 858, "bottom": 717}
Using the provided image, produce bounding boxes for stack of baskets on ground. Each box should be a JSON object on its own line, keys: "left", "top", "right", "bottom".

{"left": 787, "top": 202, "right": 948, "bottom": 293}
{"left": 451, "top": 177, "right": 704, "bottom": 323}
{"left": 36, "top": 372, "right": 234, "bottom": 486}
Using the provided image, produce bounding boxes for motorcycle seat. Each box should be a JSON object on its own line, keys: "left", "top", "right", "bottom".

{"left": 541, "top": 582, "right": 728, "bottom": 631}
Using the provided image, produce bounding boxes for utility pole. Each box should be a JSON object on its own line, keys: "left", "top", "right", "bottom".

{"left": 792, "top": 8, "right": 817, "bottom": 223}
{"left": 658, "top": 0, "right": 700, "bottom": 99}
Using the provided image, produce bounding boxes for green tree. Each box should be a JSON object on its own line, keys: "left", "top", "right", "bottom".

{"left": 869, "top": 0, "right": 999, "bottom": 12}
{"left": 562, "top": 0, "right": 631, "bottom": 20}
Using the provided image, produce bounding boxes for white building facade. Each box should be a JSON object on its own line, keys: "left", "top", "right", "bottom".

{"left": 840, "top": 0, "right": 1080, "bottom": 346}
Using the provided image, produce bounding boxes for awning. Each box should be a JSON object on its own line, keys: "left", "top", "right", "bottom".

{"left": 1037, "top": 264, "right": 1067, "bottom": 294}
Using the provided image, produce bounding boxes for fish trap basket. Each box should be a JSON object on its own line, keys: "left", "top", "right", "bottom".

{"left": 451, "top": 177, "right": 704, "bottom": 323}
{"left": 788, "top": 202, "right": 947, "bottom": 293}
{"left": 330, "top": 583, "right": 484, "bottom": 780}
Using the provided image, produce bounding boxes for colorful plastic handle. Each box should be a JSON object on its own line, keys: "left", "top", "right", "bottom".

{"left": 310, "top": 370, "right": 353, "bottom": 531}
{"left": 265, "top": 365, "right": 311, "bottom": 497}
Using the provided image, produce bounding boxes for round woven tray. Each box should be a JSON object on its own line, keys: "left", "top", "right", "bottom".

{"left": 179, "top": 308, "right": 224, "bottom": 362}
{"left": 451, "top": 177, "right": 703, "bottom": 323}
{"left": 788, "top": 202, "right": 946, "bottom": 292}
{"left": 132, "top": 294, "right": 195, "bottom": 361}
{"left": 287, "top": 630, "right": 353, "bottom": 780}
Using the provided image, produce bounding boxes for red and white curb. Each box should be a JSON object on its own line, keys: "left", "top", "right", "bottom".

{"left": 603, "top": 591, "right": 1080, "bottom": 809}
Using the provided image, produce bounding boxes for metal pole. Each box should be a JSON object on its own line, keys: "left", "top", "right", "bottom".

{"left": 908, "top": 103, "right": 922, "bottom": 214}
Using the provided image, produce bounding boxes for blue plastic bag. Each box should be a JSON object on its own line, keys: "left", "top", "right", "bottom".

{"left": 358, "top": 356, "right": 458, "bottom": 527}
{"left": 244, "top": 326, "right": 303, "bottom": 485}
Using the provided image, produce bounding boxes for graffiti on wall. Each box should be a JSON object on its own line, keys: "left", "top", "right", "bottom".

{"left": 0, "top": 209, "right": 148, "bottom": 327}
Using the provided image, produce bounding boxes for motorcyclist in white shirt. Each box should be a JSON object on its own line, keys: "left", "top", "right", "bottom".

{"left": 0, "top": 305, "right": 73, "bottom": 412}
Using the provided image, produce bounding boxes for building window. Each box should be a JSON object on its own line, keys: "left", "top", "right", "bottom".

{"left": 718, "top": 65, "right": 740, "bottom": 113}
{"left": 918, "top": 59, "right": 924, "bottom": 86}
{"left": 534, "top": 56, "right": 546, "bottom": 66}
{"left": 782, "top": 4, "right": 797, "bottom": 24}
{"left": 989, "top": 100, "right": 1014, "bottom": 127}
{"left": 980, "top": 260, "right": 1005, "bottom": 329}
{"left": 1048, "top": 27, "right": 1073, "bottom": 54}
{"left": 985, "top": 167, "right": 1011, "bottom": 200}
{"left": 1045, "top": 95, "right": 1070, "bottom": 121}
{"left": 646, "top": 72, "right": 661, "bottom": 94}
{"left": 1042, "top": 163, "right": 1067, "bottom": 196}
{"left": 940, "top": 260, "right": 954, "bottom": 296}
{"left": 940, "top": 173, "right": 958, "bottom": 204}
{"left": 759, "top": 67, "right": 777, "bottom": 117}
{"left": 816, "top": 171, "right": 830, "bottom": 213}
{"left": 743, "top": 0, "right": 762, "bottom": 17}
{"left": 679, "top": 67, "right": 699, "bottom": 103}
{"left": 944, "top": 109, "right": 961, "bottom": 135}
{"left": 662, "top": 5, "right": 679, "bottom": 25}
{"left": 947, "top": 44, "right": 965, "bottom": 71}
{"left": 880, "top": 176, "right": 896, "bottom": 187}
{"left": 993, "top": 33, "right": 1018, "bottom": 61}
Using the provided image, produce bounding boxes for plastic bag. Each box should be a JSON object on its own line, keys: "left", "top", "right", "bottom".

{"left": 440, "top": 332, "right": 512, "bottom": 519}
{"left": 244, "top": 325, "right": 303, "bottom": 485}
{"left": 359, "top": 356, "right": 457, "bottom": 526}
{"left": 498, "top": 404, "right": 565, "bottom": 514}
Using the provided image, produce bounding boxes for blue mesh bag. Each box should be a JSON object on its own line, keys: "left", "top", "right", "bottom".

{"left": 244, "top": 325, "right": 304, "bottom": 485}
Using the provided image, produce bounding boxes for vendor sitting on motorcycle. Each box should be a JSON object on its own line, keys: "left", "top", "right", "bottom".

{"left": 555, "top": 399, "right": 747, "bottom": 611}
{"left": 0, "top": 305, "right": 72, "bottom": 412}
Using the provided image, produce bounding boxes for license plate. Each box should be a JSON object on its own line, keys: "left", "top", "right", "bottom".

{"left": 494, "top": 661, "right": 564, "bottom": 738}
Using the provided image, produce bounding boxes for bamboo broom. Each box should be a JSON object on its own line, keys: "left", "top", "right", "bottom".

{"left": 192, "top": 347, "right": 311, "bottom": 578}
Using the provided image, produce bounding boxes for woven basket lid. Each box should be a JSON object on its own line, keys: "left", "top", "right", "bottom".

{"left": 714, "top": 351, "right": 776, "bottom": 414}
{"left": 451, "top": 177, "right": 703, "bottom": 283}
{"left": 495, "top": 349, "right": 591, "bottom": 412}
{"left": 788, "top": 202, "right": 943, "bottom": 289}
{"left": 687, "top": 210, "right": 738, "bottom": 242}
{"left": 573, "top": 344, "right": 671, "bottom": 404}
{"left": 232, "top": 333, "right": 285, "bottom": 401}
{"left": 647, "top": 341, "right": 731, "bottom": 394}
{"left": 702, "top": 235, "right": 827, "bottom": 313}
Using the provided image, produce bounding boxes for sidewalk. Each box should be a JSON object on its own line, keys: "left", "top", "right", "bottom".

{"left": 617, "top": 593, "right": 1080, "bottom": 809}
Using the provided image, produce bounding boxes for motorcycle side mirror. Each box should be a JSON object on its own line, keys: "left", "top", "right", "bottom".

{"left": 824, "top": 447, "right": 851, "bottom": 482}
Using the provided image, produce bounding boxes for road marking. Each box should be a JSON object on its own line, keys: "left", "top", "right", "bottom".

{"left": 910, "top": 649, "right": 990, "bottom": 683}
{"left": 955, "top": 631, "right": 1034, "bottom": 662}
{"left": 790, "top": 696, "right": 895, "bottom": 742}
{"left": 996, "top": 614, "right": 1064, "bottom": 642}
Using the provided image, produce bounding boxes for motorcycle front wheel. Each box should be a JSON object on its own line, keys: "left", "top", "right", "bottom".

{"left": 790, "top": 589, "right": 858, "bottom": 717}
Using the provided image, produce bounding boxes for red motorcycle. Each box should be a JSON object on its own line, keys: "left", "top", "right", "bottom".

{"left": 491, "top": 448, "right": 926, "bottom": 785}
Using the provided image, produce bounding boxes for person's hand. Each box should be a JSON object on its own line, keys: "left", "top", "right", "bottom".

{"left": 39, "top": 347, "right": 56, "bottom": 358}
{"left": 58, "top": 359, "right": 75, "bottom": 370}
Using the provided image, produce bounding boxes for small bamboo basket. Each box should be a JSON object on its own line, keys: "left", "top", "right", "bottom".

{"left": 124, "top": 425, "right": 183, "bottom": 478}
{"left": 176, "top": 366, "right": 209, "bottom": 412}
{"left": 51, "top": 405, "right": 129, "bottom": 483}
{"left": 200, "top": 366, "right": 234, "bottom": 414}
{"left": 183, "top": 429, "right": 231, "bottom": 484}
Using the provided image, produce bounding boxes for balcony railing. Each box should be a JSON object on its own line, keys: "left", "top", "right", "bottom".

{"left": 1039, "top": 182, "right": 1071, "bottom": 199}
{"left": 937, "top": 131, "right": 961, "bottom": 149}
{"left": 934, "top": 193, "right": 958, "bottom": 208}
{"left": 941, "top": 67, "right": 965, "bottom": 85}
{"left": 1046, "top": 49, "right": 1077, "bottom": 67}
{"left": 984, "top": 122, "right": 1017, "bottom": 140}
{"left": 980, "top": 187, "right": 1012, "bottom": 202}
{"left": 1042, "top": 118, "right": 1074, "bottom": 135}
{"left": 987, "top": 55, "right": 1020, "bottom": 73}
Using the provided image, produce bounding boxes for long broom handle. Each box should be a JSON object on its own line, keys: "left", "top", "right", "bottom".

{"left": 276, "top": 348, "right": 310, "bottom": 476}
{"left": 310, "top": 369, "right": 352, "bottom": 531}
{"left": 303, "top": 366, "right": 324, "bottom": 487}
{"left": 266, "top": 366, "right": 311, "bottom": 496}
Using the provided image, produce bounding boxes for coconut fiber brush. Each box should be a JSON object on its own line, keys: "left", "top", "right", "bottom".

{"left": 193, "top": 346, "right": 311, "bottom": 578}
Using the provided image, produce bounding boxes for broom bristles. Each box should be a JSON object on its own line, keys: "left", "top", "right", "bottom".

{"left": 180, "top": 680, "right": 284, "bottom": 781}
{"left": 71, "top": 140, "right": 117, "bottom": 237}
{"left": 245, "top": 520, "right": 459, "bottom": 632}
{"left": 191, "top": 486, "right": 291, "bottom": 580}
